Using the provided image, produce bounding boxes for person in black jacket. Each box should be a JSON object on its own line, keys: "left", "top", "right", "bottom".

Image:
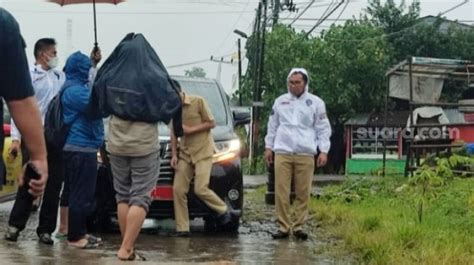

{"left": 0, "top": 7, "right": 49, "bottom": 222}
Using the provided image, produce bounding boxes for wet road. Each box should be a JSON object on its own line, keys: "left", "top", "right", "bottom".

{"left": 0, "top": 186, "right": 350, "bottom": 264}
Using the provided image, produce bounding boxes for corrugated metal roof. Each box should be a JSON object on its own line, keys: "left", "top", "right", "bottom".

{"left": 345, "top": 113, "right": 369, "bottom": 126}
{"left": 345, "top": 111, "right": 410, "bottom": 127}
{"left": 345, "top": 109, "right": 473, "bottom": 127}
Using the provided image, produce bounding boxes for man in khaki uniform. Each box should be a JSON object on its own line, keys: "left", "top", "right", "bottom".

{"left": 170, "top": 80, "right": 232, "bottom": 236}
{"left": 264, "top": 68, "right": 331, "bottom": 240}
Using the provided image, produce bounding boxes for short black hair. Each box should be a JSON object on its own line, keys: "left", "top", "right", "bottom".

{"left": 34, "top": 38, "right": 56, "bottom": 59}
{"left": 171, "top": 79, "right": 182, "bottom": 92}
{"left": 291, "top": 71, "right": 308, "bottom": 85}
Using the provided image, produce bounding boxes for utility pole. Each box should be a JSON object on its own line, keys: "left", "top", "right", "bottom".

{"left": 237, "top": 38, "right": 242, "bottom": 106}
{"left": 210, "top": 56, "right": 233, "bottom": 82}
{"left": 272, "top": 0, "right": 280, "bottom": 25}
{"left": 249, "top": 2, "right": 263, "bottom": 173}
{"left": 250, "top": 0, "right": 268, "bottom": 173}
{"left": 233, "top": 29, "right": 248, "bottom": 107}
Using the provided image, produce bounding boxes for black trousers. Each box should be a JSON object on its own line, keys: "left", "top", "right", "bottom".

{"left": 8, "top": 143, "right": 64, "bottom": 235}
{"left": 64, "top": 151, "right": 97, "bottom": 241}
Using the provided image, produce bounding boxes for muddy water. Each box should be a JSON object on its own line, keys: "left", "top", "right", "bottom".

{"left": 0, "top": 193, "right": 352, "bottom": 264}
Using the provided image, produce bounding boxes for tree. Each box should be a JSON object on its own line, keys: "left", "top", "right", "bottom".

{"left": 363, "top": 0, "right": 420, "bottom": 34}
{"left": 363, "top": 0, "right": 420, "bottom": 62}
{"left": 184, "top": 67, "right": 206, "bottom": 78}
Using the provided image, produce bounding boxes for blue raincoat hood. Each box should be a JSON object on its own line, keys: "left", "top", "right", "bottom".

{"left": 64, "top": 51, "right": 91, "bottom": 85}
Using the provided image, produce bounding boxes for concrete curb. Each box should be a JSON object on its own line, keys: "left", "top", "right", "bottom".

{"left": 243, "top": 175, "right": 346, "bottom": 189}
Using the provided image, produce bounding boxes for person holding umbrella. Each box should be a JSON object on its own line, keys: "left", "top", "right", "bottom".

{"left": 61, "top": 51, "right": 104, "bottom": 249}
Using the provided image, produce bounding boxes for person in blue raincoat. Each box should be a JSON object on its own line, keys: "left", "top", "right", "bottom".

{"left": 61, "top": 51, "right": 104, "bottom": 249}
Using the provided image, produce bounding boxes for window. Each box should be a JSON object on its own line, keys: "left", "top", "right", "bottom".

{"left": 178, "top": 79, "right": 227, "bottom": 126}
{"left": 159, "top": 78, "right": 228, "bottom": 137}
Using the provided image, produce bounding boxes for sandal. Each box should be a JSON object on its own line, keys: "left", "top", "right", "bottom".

{"left": 118, "top": 250, "right": 147, "bottom": 261}
{"left": 68, "top": 237, "right": 99, "bottom": 249}
{"left": 55, "top": 233, "right": 67, "bottom": 240}
{"left": 85, "top": 234, "right": 102, "bottom": 244}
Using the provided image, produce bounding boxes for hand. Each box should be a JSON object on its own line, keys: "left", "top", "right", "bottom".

{"left": 317, "top": 152, "right": 328, "bottom": 167}
{"left": 9, "top": 140, "right": 20, "bottom": 159}
{"left": 182, "top": 124, "right": 194, "bottom": 135}
{"left": 90, "top": 46, "right": 102, "bottom": 66}
{"left": 18, "top": 158, "right": 48, "bottom": 198}
{"left": 170, "top": 155, "right": 178, "bottom": 169}
{"left": 264, "top": 149, "right": 273, "bottom": 167}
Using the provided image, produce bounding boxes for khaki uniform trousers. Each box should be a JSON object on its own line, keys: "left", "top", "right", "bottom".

{"left": 275, "top": 153, "right": 314, "bottom": 233}
{"left": 173, "top": 157, "right": 228, "bottom": 232}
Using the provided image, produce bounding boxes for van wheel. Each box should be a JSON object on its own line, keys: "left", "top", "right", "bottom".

{"left": 222, "top": 218, "right": 240, "bottom": 234}
{"left": 204, "top": 216, "right": 240, "bottom": 234}
{"left": 204, "top": 216, "right": 217, "bottom": 233}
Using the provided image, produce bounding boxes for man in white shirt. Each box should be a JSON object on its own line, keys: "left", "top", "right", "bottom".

{"left": 5, "top": 38, "right": 65, "bottom": 245}
{"left": 264, "top": 68, "right": 331, "bottom": 240}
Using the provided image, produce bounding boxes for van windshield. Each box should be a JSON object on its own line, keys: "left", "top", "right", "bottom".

{"left": 159, "top": 78, "right": 228, "bottom": 136}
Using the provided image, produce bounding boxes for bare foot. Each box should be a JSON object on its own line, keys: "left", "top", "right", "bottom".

{"left": 117, "top": 248, "right": 133, "bottom": 260}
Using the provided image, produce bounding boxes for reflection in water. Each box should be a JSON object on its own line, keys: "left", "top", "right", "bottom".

{"left": 0, "top": 202, "right": 348, "bottom": 264}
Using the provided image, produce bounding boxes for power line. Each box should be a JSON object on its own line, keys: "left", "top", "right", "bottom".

{"left": 166, "top": 59, "right": 211, "bottom": 69}
{"left": 166, "top": 53, "right": 234, "bottom": 68}
{"left": 5, "top": 9, "right": 256, "bottom": 15}
{"left": 305, "top": 0, "right": 345, "bottom": 37}
{"left": 213, "top": 0, "right": 251, "bottom": 54}
{"left": 289, "top": 0, "right": 316, "bottom": 26}
{"left": 439, "top": 0, "right": 470, "bottom": 16}
{"left": 334, "top": 0, "right": 350, "bottom": 21}
{"left": 314, "top": 19, "right": 439, "bottom": 43}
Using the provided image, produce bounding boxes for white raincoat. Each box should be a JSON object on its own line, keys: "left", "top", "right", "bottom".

{"left": 264, "top": 68, "right": 331, "bottom": 155}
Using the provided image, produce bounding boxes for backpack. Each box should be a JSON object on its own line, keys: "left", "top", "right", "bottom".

{"left": 43, "top": 85, "right": 72, "bottom": 150}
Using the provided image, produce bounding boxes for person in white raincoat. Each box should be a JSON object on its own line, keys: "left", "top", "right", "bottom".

{"left": 264, "top": 68, "right": 331, "bottom": 240}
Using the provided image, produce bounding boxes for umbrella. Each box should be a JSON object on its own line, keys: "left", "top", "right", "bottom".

{"left": 47, "top": 0, "right": 125, "bottom": 48}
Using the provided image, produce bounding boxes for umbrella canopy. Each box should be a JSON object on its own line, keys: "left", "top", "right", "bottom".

{"left": 47, "top": 0, "right": 125, "bottom": 47}
{"left": 49, "top": 0, "right": 124, "bottom": 5}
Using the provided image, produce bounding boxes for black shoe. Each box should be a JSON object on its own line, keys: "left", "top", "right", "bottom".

{"left": 4, "top": 226, "right": 20, "bottom": 242}
{"left": 38, "top": 233, "right": 54, "bottom": 245}
{"left": 293, "top": 230, "right": 308, "bottom": 240}
{"left": 272, "top": 231, "right": 289, "bottom": 239}
{"left": 168, "top": 231, "right": 191, "bottom": 237}
{"left": 217, "top": 212, "right": 232, "bottom": 225}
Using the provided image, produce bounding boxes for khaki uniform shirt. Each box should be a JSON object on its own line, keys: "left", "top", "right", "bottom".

{"left": 179, "top": 93, "right": 215, "bottom": 164}
{"left": 107, "top": 115, "right": 159, "bottom": 157}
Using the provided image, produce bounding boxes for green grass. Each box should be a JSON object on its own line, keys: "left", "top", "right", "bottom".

{"left": 310, "top": 176, "right": 474, "bottom": 265}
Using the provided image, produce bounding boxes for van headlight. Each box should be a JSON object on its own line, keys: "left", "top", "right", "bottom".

{"left": 213, "top": 139, "right": 241, "bottom": 163}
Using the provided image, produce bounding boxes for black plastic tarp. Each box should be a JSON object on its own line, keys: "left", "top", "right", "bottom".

{"left": 87, "top": 33, "right": 182, "bottom": 133}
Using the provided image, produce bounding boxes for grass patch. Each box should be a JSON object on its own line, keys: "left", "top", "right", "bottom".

{"left": 311, "top": 176, "right": 474, "bottom": 264}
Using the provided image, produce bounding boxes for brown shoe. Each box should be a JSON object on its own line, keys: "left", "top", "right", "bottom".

{"left": 168, "top": 231, "right": 191, "bottom": 237}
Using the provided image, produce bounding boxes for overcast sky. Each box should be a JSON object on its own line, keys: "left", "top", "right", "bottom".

{"left": 1, "top": 0, "right": 473, "bottom": 94}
